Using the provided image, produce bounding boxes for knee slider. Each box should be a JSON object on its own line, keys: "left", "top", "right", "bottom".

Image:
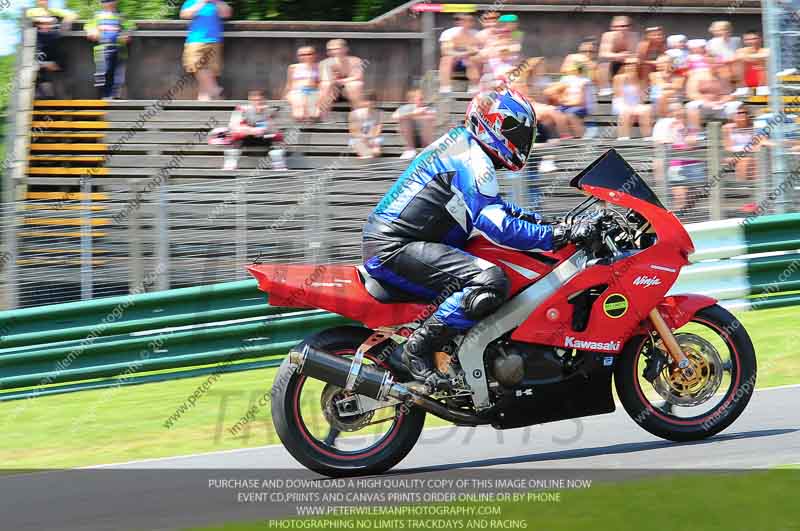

{"left": 462, "top": 267, "right": 509, "bottom": 320}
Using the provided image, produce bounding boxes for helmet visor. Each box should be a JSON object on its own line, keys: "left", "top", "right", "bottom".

{"left": 501, "top": 116, "right": 535, "bottom": 164}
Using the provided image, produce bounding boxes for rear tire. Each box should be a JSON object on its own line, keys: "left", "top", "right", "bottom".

{"left": 271, "top": 326, "right": 426, "bottom": 477}
{"left": 615, "top": 304, "right": 756, "bottom": 442}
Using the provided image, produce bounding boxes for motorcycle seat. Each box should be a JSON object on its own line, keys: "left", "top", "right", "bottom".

{"left": 356, "top": 266, "right": 427, "bottom": 304}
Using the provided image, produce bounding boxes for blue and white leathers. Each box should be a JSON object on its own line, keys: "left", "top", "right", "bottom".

{"left": 362, "top": 126, "right": 553, "bottom": 329}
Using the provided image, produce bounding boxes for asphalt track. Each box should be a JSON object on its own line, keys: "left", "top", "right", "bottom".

{"left": 107, "top": 384, "right": 800, "bottom": 470}
{"left": 3, "top": 385, "right": 798, "bottom": 531}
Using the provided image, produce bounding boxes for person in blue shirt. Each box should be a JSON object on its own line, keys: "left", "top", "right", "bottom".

{"left": 180, "top": 0, "right": 232, "bottom": 101}
{"left": 362, "top": 87, "right": 592, "bottom": 385}
{"left": 85, "top": 0, "right": 134, "bottom": 99}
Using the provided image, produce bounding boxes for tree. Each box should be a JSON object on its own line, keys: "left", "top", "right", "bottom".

{"left": 65, "top": 0, "right": 406, "bottom": 22}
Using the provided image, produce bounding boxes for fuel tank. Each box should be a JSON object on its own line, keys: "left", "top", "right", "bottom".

{"left": 464, "top": 236, "right": 575, "bottom": 295}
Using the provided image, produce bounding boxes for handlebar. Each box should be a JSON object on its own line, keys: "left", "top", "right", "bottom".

{"left": 566, "top": 207, "right": 636, "bottom": 257}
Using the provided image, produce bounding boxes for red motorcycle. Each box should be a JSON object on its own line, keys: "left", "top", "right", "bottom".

{"left": 248, "top": 149, "right": 756, "bottom": 477}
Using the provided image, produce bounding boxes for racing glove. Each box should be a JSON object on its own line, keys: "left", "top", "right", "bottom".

{"left": 550, "top": 216, "right": 597, "bottom": 249}
{"left": 569, "top": 216, "right": 598, "bottom": 243}
{"left": 551, "top": 222, "right": 570, "bottom": 250}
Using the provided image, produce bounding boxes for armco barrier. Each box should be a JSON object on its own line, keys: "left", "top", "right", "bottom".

{"left": 671, "top": 213, "right": 800, "bottom": 310}
{"left": 0, "top": 280, "right": 352, "bottom": 401}
{"left": 1, "top": 214, "right": 798, "bottom": 401}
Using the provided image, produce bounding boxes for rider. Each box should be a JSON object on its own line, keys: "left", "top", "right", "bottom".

{"left": 362, "top": 87, "right": 590, "bottom": 384}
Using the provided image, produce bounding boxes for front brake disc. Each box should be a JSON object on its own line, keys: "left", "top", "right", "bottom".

{"left": 651, "top": 334, "right": 724, "bottom": 407}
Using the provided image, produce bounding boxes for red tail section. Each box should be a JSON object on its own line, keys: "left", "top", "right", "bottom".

{"left": 247, "top": 264, "right": 430, "bottom": 328}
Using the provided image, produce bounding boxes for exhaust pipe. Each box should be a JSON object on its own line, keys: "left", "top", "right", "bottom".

{"left": 288, "top": 344, "right": 490, "bottom": 426}
{"left": 288, "top": 344, "right": 412, "bottom": 402}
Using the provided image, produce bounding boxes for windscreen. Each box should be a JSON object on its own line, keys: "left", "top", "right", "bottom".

{"left": 569, "top": 149, "right": 665, "bottom": 209}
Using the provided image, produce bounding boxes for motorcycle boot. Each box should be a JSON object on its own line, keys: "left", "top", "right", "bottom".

{"left": 389, "top": 316, "right": 459, "bottom": 389}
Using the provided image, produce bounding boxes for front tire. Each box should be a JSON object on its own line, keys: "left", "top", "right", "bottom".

{"left": 271, "top": 326, "right": 426, "bottom": 477}
{"left": 615, "top": 304, "right": 756, "bottom": 442}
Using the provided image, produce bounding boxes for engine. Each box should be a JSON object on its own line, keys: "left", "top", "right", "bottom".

{"left": 486, "top": 341, "right": 580, "bottom": 389}
{"left": 483, "top": 338, "right": 617, "bottom": 430}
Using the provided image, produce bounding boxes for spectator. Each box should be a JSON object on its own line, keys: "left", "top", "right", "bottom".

{"left": 612, "top": 59, "right": 652, "bottom": 140}
{"left": 348, "top": 92, "right": 383, "bottom": 159}
{"left": 285, "top": 46, "right": 320, "bottom": 123}
{"left": 683, "top": 39, "right": 715, "bottom": 104}
{"left": 649, "top": 54, "right": 682, "bottom": 117}
{"left": 686, "top": 77, "right": 740, "bottom": 131}
{"left": 438, "top": 14, "right": 480, "bottom": 94}
{"left": 636, "top": 26, "right": 666, "bottom": 86}
{"left": 485, "top": 43, "right": 541, "bottom": 100}
{"left": 598, "top": 16, "right": 637, "bottom": 96}
{"left": 495, "top": 13, "right": 524, "bottom": 52}
{"left": 552, "top": 62, "right": 593, "bottom": 138}
{"left": 562, "top": 38, "right": 598, "bottom": 86}
{"left": 707, "top": 21, "right": 741, "bottom": 94}
{"left": 26, "top": 0, "right": 76, "bottom": 98}
{"left": 686, "top": 39, "right": 711, "bottom": 72}
{"left": 320, "top": 39, "right": 365, "bottom": 113}
{"left": 665, "top": 34, "right": 690, "bottom": 79}
{"left": 180, "top": 0, "right": 231, "bottom": 101}
{"left": 736, "top": 30, "right": 769, "bottom": 95}
{"left": 508, "top": 56, "right": 542, "bottom": 99}
{"left": 486, "top": 45, "right": 519, "bottom": 85}
{"left": 85, "top": 0, "right": 134, "bottom": 100}
{"left": 208, "top": 89, "right": 285, "bottom": 171}
{"left": 476, "top": 11, "right": 500, "bottom": 50}
{"left": 475, "top": 11, "right": 500, "bottom": 77}
{"left": 528, "top": 54, "right": 553, "bottom": 103}
{"left": 653, "top": 103, "right": 703, "bottom": 210}
{"left": 723, "top": 105, "right": 760, "bottom": 181}
{"left": 478, "top": 70, "right": 565, "bottom": 142}
{"left": 393, "top": 88, "right": 436, "bottom": 159}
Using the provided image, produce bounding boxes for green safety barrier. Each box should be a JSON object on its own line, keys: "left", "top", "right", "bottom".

{"left": 673, "top": 213, "right": 800, "bottom": 311}
{"left": 0, "top": 280, "right": 353, "bottom": 401}
{"left": 0, "top": 214, "right": 798, "bottom": 402}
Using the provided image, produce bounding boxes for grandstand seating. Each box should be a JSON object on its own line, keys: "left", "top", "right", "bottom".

{"left": 12, "top": 86, "right": 776, "bottom": 302}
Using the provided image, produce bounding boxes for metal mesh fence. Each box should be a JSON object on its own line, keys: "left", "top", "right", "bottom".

{"left": 0, "top": 131, "right": 791, "bottom": 309}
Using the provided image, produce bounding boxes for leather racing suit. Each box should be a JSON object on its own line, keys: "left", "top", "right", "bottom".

{"left": 362, "top": 126, "right": 556, "bottom": 379}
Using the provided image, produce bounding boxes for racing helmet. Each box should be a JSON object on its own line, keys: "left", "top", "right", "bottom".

{"left": 465, "top": 87, "right": 537, "bottom": 172}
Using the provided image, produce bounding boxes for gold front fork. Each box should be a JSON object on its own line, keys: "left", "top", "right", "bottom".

{"left": 648, "top": 308, "right": 694, "bottom": 376}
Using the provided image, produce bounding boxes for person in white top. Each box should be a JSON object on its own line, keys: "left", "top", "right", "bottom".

{"left": 439, "top": 13, "right": 480, "bottom": 94}
{"left": 612, "top": 58, "right": 652, "bottom": 139}
{"left": 707, "top": 21, "right": 741, "bottom": 93}
{"left": 284, "top": 46, "right": 320, "bottom": 123}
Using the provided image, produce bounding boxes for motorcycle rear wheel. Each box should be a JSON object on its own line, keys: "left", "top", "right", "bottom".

{"left": 615, "top": 304, "right": 756, "bottom": 442}
{"left": 271, "top": 326, "right": 426, "bottom": 477}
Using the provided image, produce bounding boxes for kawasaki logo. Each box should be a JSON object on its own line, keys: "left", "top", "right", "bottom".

{"left": 633, "top": 275, "right": 662, "bottom": 287}
{"left": 565, "top": 336, "right": 621, "bottom": 351}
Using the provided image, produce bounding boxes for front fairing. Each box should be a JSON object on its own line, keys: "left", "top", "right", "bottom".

{"left": 570, "top": 149, "right": 694, "bottom": 258}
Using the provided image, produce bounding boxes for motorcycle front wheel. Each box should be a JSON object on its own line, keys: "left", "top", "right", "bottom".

{"left": 615, "top": 304, "right": 757, "bottom": 442}
{"left": 271, "top": 326, "right": 426, "bottom": 477}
